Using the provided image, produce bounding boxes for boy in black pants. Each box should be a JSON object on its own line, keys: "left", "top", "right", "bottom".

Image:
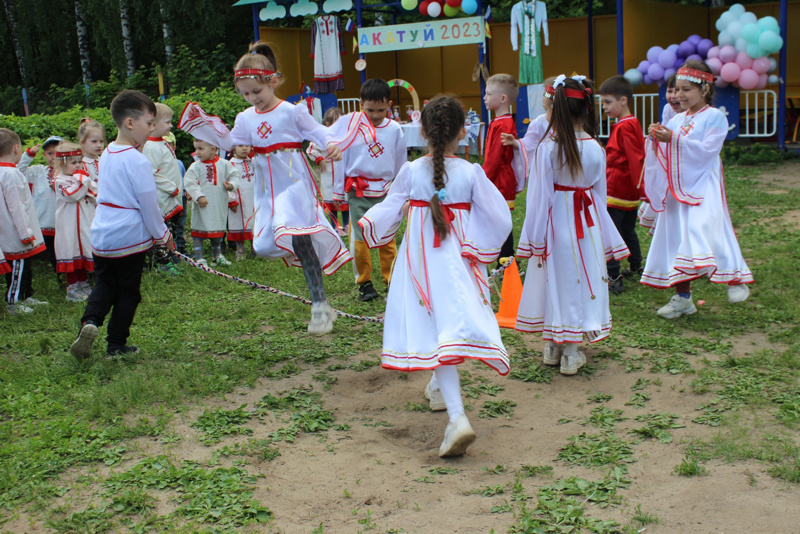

{"left": 70, "top": 91, "right": 174, "bottom": 359}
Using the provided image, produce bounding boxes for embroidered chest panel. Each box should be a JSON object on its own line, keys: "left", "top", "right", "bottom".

{"left": 368, "top": 141, "right": 385, "bottom": 159}
{"left": 257, "top": 121, "right": 273, "bottom": 139}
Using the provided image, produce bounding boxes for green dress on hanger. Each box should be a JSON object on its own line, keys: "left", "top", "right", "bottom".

{"left": 519, "top": 1, "right": 543, "bottom": 85}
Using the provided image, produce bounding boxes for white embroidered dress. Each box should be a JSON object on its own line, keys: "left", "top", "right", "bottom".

{"left": 18, "top": 152, "right": 56, "bottom": 237}
{"left": 184, "top": 156, "right": 239, "bottom": 239}
{"left": 229, "top": 102, "right": 351, "bottom": 274}
{"left": 516, "top": 135, "right": 629, "bottom": 344}
{"left": 0, "top": 164, "right": 45, "bottom": 260}
{"left": 228, "top": 157, "right": 255, "bottom": 241}
{"left": 54, "top": 170, "right": 97, "bottom": 272}
{"left": 641, "top": 106, "right": 753, "bottom": 288}
{"left": 143, "top": 138, "right": 183, "bottom": 220}
{"left": 82, "top": 156, "right": 100, "bottom": 184}
{"left": 358, "top": 157, "right": 512, "bottom": 375}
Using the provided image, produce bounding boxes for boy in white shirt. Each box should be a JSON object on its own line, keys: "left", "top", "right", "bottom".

{"left": 70, "top": 90, "right": 174, "bottom": 359}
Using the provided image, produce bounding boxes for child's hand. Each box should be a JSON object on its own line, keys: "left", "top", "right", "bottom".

{"left": 223, "top": 181, "right": 234, "bottom": 191}
{"left": 651, "top": 126, "right": 672, "bottom": 143}
{"left": 185, "top": 192, "right": 192, "bottom": 201}
{"left": 230, "top": 203, "right": 238, "bottom": 213}
{"left": 28, "top": 144, "right": 41, "bottom": 156}
{"left": 401, "top": 200, "right": 410, "bottom": 218}
{"left": 647, "top": 123, "right": 662, "bottom": 136}
{"left": 500, "top": 133, "right": 518, "bottom": 148}
{"left": 325, "top": 143, "right": 342, "bottom": 161}
{"left": 197, "top": 196, "right": 209, "bottom": 207}
{"left": 165, "top": 234, "right": 176, "bottom": 252}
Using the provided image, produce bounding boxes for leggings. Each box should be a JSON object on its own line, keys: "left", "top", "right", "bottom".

{"left": 430, "top": 365, "right": 464, "bottom": 422}
{"left": 292, "top": 235, "right": 326, "bottom": 303}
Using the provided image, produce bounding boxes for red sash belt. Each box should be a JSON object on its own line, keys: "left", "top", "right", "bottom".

{"left": 100, "top": 202, "right": 136, "bottom": 210}
{"left": 253, "top": 142, "right": 302, "bottom": 155}
{"left": 345, "top": 175, "right": 383, "bottom": 197}
{"left": 409, "top": 199, "right": 471, "bottom": 248}
{"left": 554, "top": 184, "right": 594, "bottom": 239}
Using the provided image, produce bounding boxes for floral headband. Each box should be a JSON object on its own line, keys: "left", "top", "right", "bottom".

{"left": 676, "top": 67, "right": 714, "bottom": 85}
{"left": 234, "top": 68, "right": 282, "bottom": 81}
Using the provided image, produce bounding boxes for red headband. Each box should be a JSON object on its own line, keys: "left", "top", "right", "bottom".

{"left": 234, "top": 68, "right": 278, "bottom": 80}
{"left": 56, "top": 150, "right": 83, "bottom": 158}
{"left": 564, "top": 88, "right": 589, "bottom": 100}
{"left": 544, "top": 85, "right": 555, "bottom": 99}
{"left": 676, "top": 67, "right": 714, "bottom": 84}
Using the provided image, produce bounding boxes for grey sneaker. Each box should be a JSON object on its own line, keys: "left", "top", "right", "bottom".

{"left": 23, "top": 297, "right": 49, "bottom": 306}
{"left": 66, "top": 285, "right": 87, "bottom": 302}
{"left": 196, "top": 258, "right": 208, "bottom": 267}
{"left": 213, "top": 254, "right": 232, "bottom": 266}
{"left": 727, "top": 284, "right": 750, "bottom": 304}
{"left": 308, "top": 301, "right": 336, "bottom": 335}
{"left": 543, "top": 341, "right": 562, "bottom": 366}
{"left": 657, "top": 294, "right": 697, "bottom": 319}
{"left": 7, "top": 303, "right": 34, "bottom": 315}
{"left": 439, "top": 414, "right": 476, "bottom": 458}
{"left": 560, "top": 344, "right": 586, "bottom": 375}
{"left": 70, "top": 322, "right": 98, "bottom": 359}
{"left": 424, "top": 381, "right": 447, "bottom": 411}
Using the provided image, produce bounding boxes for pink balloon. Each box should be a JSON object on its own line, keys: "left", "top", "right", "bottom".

{"left": 719, "top": 45, "right": 737, "bottom": 63}
{"left": 720, "top": 62, "right": 741, "bottom": 82}
{"left": 716, "top": 78, "right": 730, "bottom": 88}
{"left": 738, "top": 68, "right": 759, "bottom": 90}
{"left": 735, "top": 51, "right": 754, "bottom": 70}
{"left": 707, "top": 46, "right": 721, "bottom": 59}
{"left": 756, "top": 73, "right": 768, "bottom": 90}
{"left": 706, "top": 57, "right": 723, "bottom": 75}
{"left": 752, "top": 56, "right": 770, "bottom": 74}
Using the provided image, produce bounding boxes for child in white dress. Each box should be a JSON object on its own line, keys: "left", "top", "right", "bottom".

{"left": 359, "top": 96, "right": 512, "bottom": 458}
{"left": 307, "top": 107, "right": 348, "bottom": 236}
{"left": 53, "top": 142, "right": 97, "bottom": 301}
{"left": 516, "top": 75, "right": 629, "bottom": 375}
{"left": 228, "top": 144, "right": 255, "bottom": 260}
{"left": 79, "top": 118, "right": 105, "bottom": 184}
{"left": 643, "top": 62, "right": 752, "bottom": 318}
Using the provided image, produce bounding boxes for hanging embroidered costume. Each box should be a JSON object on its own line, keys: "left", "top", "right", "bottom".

{"left": 54, "top": 169, "right": 97, "bottom": 273}
{"left": 184, "top": 155, "right": 239, "bottom": 239}
{"left": 641, "top": 106, "right": 753, "bottom": 288}
{"left": 311, "top": 15, "right": 346, "bottom": 93}
{"left": 358, "top": 157, "right": 512, "bottom": 375}
{"left": 228, "top": 157, "right": 255, "bottom": 242}
{"left": 510, "top": 0, "right": 549, "bottom": 85}
{"left": 516, "top": 135, "right": 629, "bottom": 344}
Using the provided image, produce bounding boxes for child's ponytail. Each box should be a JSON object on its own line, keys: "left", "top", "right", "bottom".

{"left": 234, "top": 41, "right": 281, "bottom": 85}
{"left": 545, "top": 75, "right": 595, "bottom": 180}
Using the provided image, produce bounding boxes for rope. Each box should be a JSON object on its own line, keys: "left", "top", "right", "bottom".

{"left": 172, "top": 252, "right": 385, "bottom": 323}
{"left": 487, "top": 256, "right": 518, "bottom": 281}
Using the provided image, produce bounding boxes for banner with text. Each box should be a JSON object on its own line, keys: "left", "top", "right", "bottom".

{"left": 357, "top": 17, "right": 485, "bottom": 53}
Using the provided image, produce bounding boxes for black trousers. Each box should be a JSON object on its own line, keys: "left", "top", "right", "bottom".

{"left": 5, "top": 257, "right": 34, "bottom": 303}
{"left": 43, "top": 234, "right": 57, "bottom": 272}
{"left": 499, "top": 230, "right": 515, "bottom": 262}
{"left": 606, "top": 207, "right": 642, "bottom": 279}
{"left": 81, "top": 251, "right": 147, "bottom": 346}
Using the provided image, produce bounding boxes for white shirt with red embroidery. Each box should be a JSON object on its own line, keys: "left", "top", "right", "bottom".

{"left": 0, "top": 163, "right": 45, "bottom": 260}
{"left": 228, "top": 157, "right": 255, "bottom": 241}
{"left": 91, "top": 143, "right": 170, "bottom": 258}
{"left": 82, "top": 156, "right": 100, "bottom": 184}
{"left": 142, "top": 137, "right": 183, "bottom": 220}
{"left": 184, "top": 155, "right": 239, "bottom": 239}
{"left": 54, "top": 170, "right": 97, "bottom": 272}
{"left": 18, "top": 150, "right": 56, "bottom": 236}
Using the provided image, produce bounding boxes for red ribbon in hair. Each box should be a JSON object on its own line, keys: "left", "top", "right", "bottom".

{"left": 564, "top": 88, "right": 589, "bottom": 100}
{"left": 56, "top": 150, "right": 83, "bottom": 158}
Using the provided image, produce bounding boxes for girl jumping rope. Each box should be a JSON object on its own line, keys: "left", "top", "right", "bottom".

{"left": 515, "top": 75, "right": 629, "bottom": 375}
{"left": 358, "top": 96, "right": 512, "bottom": 457}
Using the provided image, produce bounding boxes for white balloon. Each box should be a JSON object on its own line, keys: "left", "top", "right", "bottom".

{"left": 427, "top": 1, "right": 441, "bottom": 17}
{"left": 738, "top": 12, "right": 757, "bottom": 25}
{"left": 735, "top": 38, "right": 748, "bottom": 52}
{"left": 718, "top": 30, "right": 735, "bottom": 47}
{"left": 729, "top": 4, "right": 746, "bottom": 17}
{"left": 624, "top": 68, "right": 644, "bottom": 88}
{"left": 719, "top": 11, "right": 735, "bottom": 28}
{"left": 727, "top": 20, "right": 743, "bottom": 39}
{"left": 768, "top": 74, "right": 779, "bottom": 85}
{"left": 768, "top": 57, "right": 778, "bottom": 74}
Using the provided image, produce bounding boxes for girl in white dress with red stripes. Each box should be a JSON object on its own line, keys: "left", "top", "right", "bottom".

{"left": 359, "top": 96, "right": 512, "bottom": 458}
{"left": 79, "top": 118, "right": 105, "bottom": 184}
{"left": 643, "top": 61, "right": 752, "bottom": 319}
{"left": 515, "top": 75, "right": 629, "bottom": 375}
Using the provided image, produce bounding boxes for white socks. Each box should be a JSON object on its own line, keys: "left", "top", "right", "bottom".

{"left": 434, "top": 364, "right": 464, "bottom": 423}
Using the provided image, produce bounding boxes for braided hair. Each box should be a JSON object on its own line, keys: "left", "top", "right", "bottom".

{"left": 420, "top": 96, "right": 465, "bottom": 244}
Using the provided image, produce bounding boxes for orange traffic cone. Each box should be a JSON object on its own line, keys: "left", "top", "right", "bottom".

{"left": 495, "top": 258, "right": 523, "bottom": 329}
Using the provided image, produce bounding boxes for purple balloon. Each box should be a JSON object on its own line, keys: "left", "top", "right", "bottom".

{"left": 647, "top": 46, "right": 664, "bottom": 64}
{"left": 687, "top": 34, "right": 702, "bottom": 44}
{"left": 658, "top": 49, "right": 677, "bottom": 68}
{"left": 697, "top": 39, "right": 714, "bottom": 57}
{"left": 643, "top": 74, "right": 654, "bottom": 85}
{"left": 667, "top": 44, "right": 680, "bottom": 54}
{"left": 707, "top": 46, "right": 721, "bottom": 59}
{"left": 638, "top": 60, "right": 651, "bottom": 74}
{"left": 664, "top": 67, "right": 676, "bottom": 81}
{"left": 687, "top": 54, "right": 702, "bottom": 62}
{"left": 678, "top": 41, "right": 696, "bottom": 59}
{"left": 648, "top": 62, "right": 665, "bottom": 80}
{"left": 674, "top": 57, "right": 686, "bottom": 69}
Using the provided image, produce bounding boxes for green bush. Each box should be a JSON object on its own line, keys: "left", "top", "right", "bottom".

{"left": 722, "top": 143, "right": 786, "bottom": 167}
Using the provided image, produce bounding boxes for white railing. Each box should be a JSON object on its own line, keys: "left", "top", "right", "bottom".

{"left": 740, "top": 90, "right": 777, "bottom": 137}
{"left": 338, "top": 98, "right": 361, "bottom": 114}
{"left": 597, "top": 93, "right": 660, "bottom": 139}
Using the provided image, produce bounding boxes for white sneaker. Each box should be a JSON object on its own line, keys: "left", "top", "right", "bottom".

{"left": 308, "top": 301, "right": 336, "bottom": 335}
{"left": 543, "top": 341, "right": 562, "bottom": 366}
{"left": 76, "top": 281, "right": 92, "bottom": 298}
{"left": 213, "top": 255, "right": 232, "bottom": 266}
{"left": 657, "top": 294, "right": 697, "bottom": 319}
{"left": 22, "top": 297, "right": 48, "bottom": 306}
{"left": 560, "top": 344, "right": 586, "bottom": 375}
{"left": 70, "top": 322, "right": 98, "bottom": 359}
{"left": 727, "top": 284, "right": 750, "bottom": 304}
{"left": 196, "top": 258, "right": 209, "bottom": 267}
{"left": 7, "top": 303, "right": 34, "bottom": 315}
{"left": 424, "top": 382, "right": 447, "bottom": 411}
{"left": 439, "top": 414, "right": 476, "bottom": 458}
{"left": 66, "top": 284, "right": 88, "bottom": 302}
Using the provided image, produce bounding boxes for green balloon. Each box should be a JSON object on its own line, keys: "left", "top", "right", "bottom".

{"left": 401, "top": 0, "right": 418, "bottom": 10}
{"left": 741, "top": 23, "right": 760, "bottom": 43}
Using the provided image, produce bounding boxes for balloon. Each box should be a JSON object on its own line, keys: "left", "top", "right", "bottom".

{"left": 768, "top": 74, "right": 778, "bottom": 85}
{"left": 758, "top": 16, "right": 779, "bottom": 33}
{"left": 718, "top": 30, "right": 735, "bottom": 47}
{"left": 643, "top": 74, "right": 653, "bottom": 86}
{"left": 427, "top": 1, "right": 441, "bottom": 16}
{"left": 419, "top": 1, "right": 429, "bottom": 15}
{"left": 735, "top": 38, "right": 748, "bottom": 52}
{"left": 768, "top": 57, "right": 777, "bottom": 74}
{"left": 756, "top": 73, "right": 768, "bottom": 90}
{"left": 719, "top": 11, "right": 736, "bottom": 29}
{"left": 688, "top": 34, "right": 702, "bottom": 44}
{"left": 624, "top": 68, "right": 644, "bottom": 87}
{"left": 751, "top": 57, "right": 770, "bottom": 74}
{"left": 720, "top": 62, "right": 741, "bottom": 82}
{"left": 678, "top": 41, "right": 695, "bottom": 59}
{"left": 719, "top": 45, "right": 737, "bottom": 63}
{"left": 706, "top": 58, "right": 723, "bottom": 75}
{"left": 716, "top": 78, "right": 730, "bottom": 89}
{"left": 735, "top": 51, "right": 754, "bottom": 69}
{"left": 707, "top": 46, "right": 720, "bottom": 59}
{"left": 745, "top": 43, "right": 762, "bottom": 60}
{"left": 729, "top": 4, "right": 746, "bottom": 17}
{"left": 445, "top": 0, "right": 460, "bottom": 6}
{"left": 758, "top": 30, "right": 781, "bottom": 54}
{"left": 461, "top": 0, "right": 477, "bottom": 14}
{"left": 637, "top": 60, "right": 650, "bottom": 74}
{"left": 658, "top": 49, "right": 677, "bottom": 69}
{"left": 401, "top": 0, "right": 418, "bottom": 9}
{"left": 687, "top": 54, "right": 702, "bottom": 62}
{"left": 443, "top": 3, "right": 459, "bottom": 15}
{"left": 738, "top": 12, "right": 757, "bottom": 26}
{"left": 647, "top": 46, "right": 664, "bottom": 64}
{"left": 648, "top": 63, "right": 665, "bottom": 81}
{"left": 674, "top": 57, "right": 686, "bottom": 69}
{"left": 741, "top": 23, "right": 761, "bottom": 43}
{"left": 667, "top": 44, "right": 680, "bottom": 54}
{"left": 738, "top": 68, "right": 759, "bottom": 90}
{"left": 663, "top": 68, "right": 676, "bottom": 81}
{"left": 727, "top": 21, "right": 743, "bottom": 39}
{"left": 697, "top": 39, "right": 714, "bottom": 57}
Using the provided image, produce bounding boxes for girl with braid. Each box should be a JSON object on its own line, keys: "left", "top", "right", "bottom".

{"left": 359, "top": 96, "right": 512, "bottom": 458}
{"left": 516, "top": 75, "right": 629, "bottom": 375}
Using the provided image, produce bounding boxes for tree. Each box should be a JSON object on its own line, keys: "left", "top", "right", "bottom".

{"left": 74, "top": 0, "right": 93, "bottom": 84}
{"left": 2, "top": 0, "right": 28, "bottom": 87}
{"left": 119, "top": 0, "right": 135, "bottom": 77}
{"left": 159, "top": 0, "right": 173, "bottom": 65}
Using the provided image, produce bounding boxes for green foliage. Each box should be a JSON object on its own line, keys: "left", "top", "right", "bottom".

{"left": 191, "top": 405, "right": 253, "bottom": 445}
{"left": 673, "top": 455, "right": 708, "bottom": 477}
{"left": 580, "top": 407, "right": 627, "bottom": 429}
{"left": 558, "top": 433, "right": 636, "bottom": 469}
{"left": 721, "top": 143, "right": 787, "bottom": 167}
{"left": 630, "top": 413, "right": 684, "bottom": 443}
{"left": 479, "top": 399, "right": 517, "bottom": 419}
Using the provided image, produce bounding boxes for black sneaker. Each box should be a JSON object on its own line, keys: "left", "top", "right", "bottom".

{"left": 609, "top": 276, "right": 626, "bottom": 295}
{"left": 358, "top": 281, "right": 379, "bottom": 302}
{"left": 622, "top": 267, "right": 643, "bottom": 279}
{"left": 70, "top": 321, "right": 98, "bottom": 359}
{"left": 106, "top": 344, "right": 139, "bottom": 359}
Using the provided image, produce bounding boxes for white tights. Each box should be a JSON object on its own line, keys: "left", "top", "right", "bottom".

{"left": 431, "top": 365, "right": 464, "bottom": 422}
